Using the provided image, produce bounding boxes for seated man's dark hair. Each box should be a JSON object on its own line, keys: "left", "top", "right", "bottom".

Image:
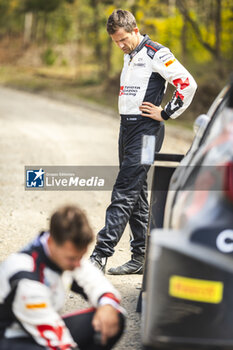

{"left": 50, "top": 205, "right": 94, "bottom": 249}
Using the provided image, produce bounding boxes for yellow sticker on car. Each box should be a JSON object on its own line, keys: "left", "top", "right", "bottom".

{"left": 26, "top": 303, "right": 47, "bottom": 309}
{"left": 165, "top": 59, "right": 176, "bottom": 67}
{"left": 169, "top": 275, "right": 223, "bottom": 304}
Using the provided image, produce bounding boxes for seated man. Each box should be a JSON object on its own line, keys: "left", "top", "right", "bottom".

{"left": 0, "top": 205, "right": 125, "bottom": 350}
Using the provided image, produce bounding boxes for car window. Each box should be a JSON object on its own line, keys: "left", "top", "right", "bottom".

{"left": 207, "top": 85, "right": 229, "bottom": 117}
{"left": 198, "top": 85, "right": 230, "bottom": 147}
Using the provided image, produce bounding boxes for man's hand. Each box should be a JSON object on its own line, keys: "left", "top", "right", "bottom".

{"left": 92, "top": 305, "right": 120, "bottom": 345}
{"left": 139, "top": 102, "right": 164, "bottom": 121}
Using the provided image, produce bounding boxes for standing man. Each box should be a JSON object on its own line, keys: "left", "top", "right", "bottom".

{"left": 0, "top": 205, "right": 125, "bottom": 350}
{"left": 90, "top": 9, "right": 197, "bottom": 275}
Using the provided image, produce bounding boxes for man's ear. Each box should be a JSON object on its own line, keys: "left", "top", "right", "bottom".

{"left": 133, "top": 27, "right": 139, "bottom": 35}
{"left": 47, "top": 234, "right": 54, "bottom": 248}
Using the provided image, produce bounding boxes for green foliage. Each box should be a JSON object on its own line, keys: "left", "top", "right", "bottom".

{"left": 44, "top": 3, "right": 76, "bottom": 44}
{"left": 0, "top": 0, "right": 232, "bottom": 86}
{"left": 41, "top": 48, "right": 58, "bottom": 66}
{"left": 61, "top": 58, "right": 68, "bottom": 66}
{"left": 23, "top": 0, "right": 63, "bottom": 13}
{"left": 0, "top": 0, "right": 23, "bottom": 36}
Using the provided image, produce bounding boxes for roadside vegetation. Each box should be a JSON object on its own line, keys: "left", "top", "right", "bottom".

{"left": 0, "top": 0, "right": 232, "bottom": 127}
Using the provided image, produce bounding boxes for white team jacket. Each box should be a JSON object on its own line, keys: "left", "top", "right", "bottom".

{"left": 0, "top": 233, "right": 122, "bottom": 349}
{"left": 119, "top": 35, "right": 197, "bottom": 120}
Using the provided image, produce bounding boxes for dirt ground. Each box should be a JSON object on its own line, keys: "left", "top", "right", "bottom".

{"left": 0, "top": 86, "right": 193, "bottom": 349}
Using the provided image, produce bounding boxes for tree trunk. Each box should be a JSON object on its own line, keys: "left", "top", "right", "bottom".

{"left": 104, "top": 36, "right": 113, "bottom": 82}
{"left": 176, "top": 0, "right": 217, "bottom": 57}
{"left": 31, "top": 11, "right": 39, "bottom": 43}
{"left": 215, "top": 0, "right": 223, "bottom": 76}
{"left": 215, "top": 0, "right": 222, "bottom": 60}
{"left": 23, "top": 12, "right": 33, "bottom": 46}
{"left": 42, "top": 13, "right": 48, "bottom": 42}
{"left": 75, "top": 6, "right": 84, "bottom": 80}
{"left": 181, "top": 16, "right": 188, "bottom": 64}
{"left": 168, "top": 0, "right": 176, "bottom": 16}
{"left": 90, "top": 0, "right": 103, "bottom": 79}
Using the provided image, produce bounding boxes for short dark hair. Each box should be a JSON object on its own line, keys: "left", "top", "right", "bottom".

{"left": 50, "top": 205, "right": 94, "bottom": 249}
{"left": 107, "top": 9, "right": 137, "bottom": 35}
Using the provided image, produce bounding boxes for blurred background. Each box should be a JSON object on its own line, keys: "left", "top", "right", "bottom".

{"left": 0, "top": 0, "right": 232, "bottom": 125}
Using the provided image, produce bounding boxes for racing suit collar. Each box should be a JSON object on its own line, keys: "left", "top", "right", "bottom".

{"left": 129, "top": 34, "right": 150, "bottom": 60}
{"left": 39, "top": 231, "right": 63, "bottom": 273}
{"left": 21, "top": 231, "right": 63, "bottom": 274}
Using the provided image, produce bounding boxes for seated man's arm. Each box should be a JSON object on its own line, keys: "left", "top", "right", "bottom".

{"left": 72, "top": 259, "right": 121, "bottom": 307}
{"left": 73, "top": 259, "right": 126, "bottom": 344}
{"left": 12, "top": 278, "right": 77, "bottom": 350}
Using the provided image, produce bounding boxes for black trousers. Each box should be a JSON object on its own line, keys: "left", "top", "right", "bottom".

{"left": 94, "top": 117, "right": 165, "bottom": 257}
{"left": 0, "top": 308, "right": 125, "bottom": 350}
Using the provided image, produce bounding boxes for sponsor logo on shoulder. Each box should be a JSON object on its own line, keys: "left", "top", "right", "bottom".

{"left": 26, "top": 303, "right": 47, "bottom": 309}
{"left": 159, "top": 52, "right": 173, "bottom": 62}
{"left": 165, "top": 58, "right": 176, "bottom": 67}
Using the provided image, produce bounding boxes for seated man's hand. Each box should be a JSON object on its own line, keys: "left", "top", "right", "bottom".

{"left": 92, "top": 305, "right": 120, "bottom": 345}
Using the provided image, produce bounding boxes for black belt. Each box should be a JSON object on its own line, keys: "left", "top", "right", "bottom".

{"left": 120, "top": 114, "right": 161, "bottom": 125}
{"left": 120, "top": 114, "right": 144, "bottom": 122}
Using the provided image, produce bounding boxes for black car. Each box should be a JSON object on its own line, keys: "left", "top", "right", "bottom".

{"left": 142, "top": 78, "right": 233, "bottom": 350}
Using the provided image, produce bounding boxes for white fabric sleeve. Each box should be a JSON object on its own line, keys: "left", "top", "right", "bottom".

{"left": 12, "top": 279, "right": 77, "bottom": 349}
{"left": 72, "top": 259, "right": 121, "bottom": 307}
{"left": 153, "top": 47, "right": 197, "bottom": 119}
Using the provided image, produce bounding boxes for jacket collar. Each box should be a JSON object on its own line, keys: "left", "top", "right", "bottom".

{"left": 21, "top": 231, "right": 63, "bottom": 274}
{"left": 129, "top": 34, "right": 150, "bottom": 60}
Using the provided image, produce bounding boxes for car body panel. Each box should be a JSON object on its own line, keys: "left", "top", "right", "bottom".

{"left": 142, "top": 81, "right": 233, "bottom": 349}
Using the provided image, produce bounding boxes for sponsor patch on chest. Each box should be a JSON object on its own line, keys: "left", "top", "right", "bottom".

{"left": 119, "top": 85, "right": 141, "bottom": 97}
{"left": 133, "top": 62, "right": 146, "bottom": 67}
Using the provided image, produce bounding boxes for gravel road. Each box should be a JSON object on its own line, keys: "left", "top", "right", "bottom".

{"left": 0, "top": 86, "right": 193, "bottom": 349}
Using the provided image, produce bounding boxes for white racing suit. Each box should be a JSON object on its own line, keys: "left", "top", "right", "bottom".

{"left": 0, "top": 232, "right": 125, "bottom": 349}
{"left": 93, "top": 34, "right": 197, "bottom": 259}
